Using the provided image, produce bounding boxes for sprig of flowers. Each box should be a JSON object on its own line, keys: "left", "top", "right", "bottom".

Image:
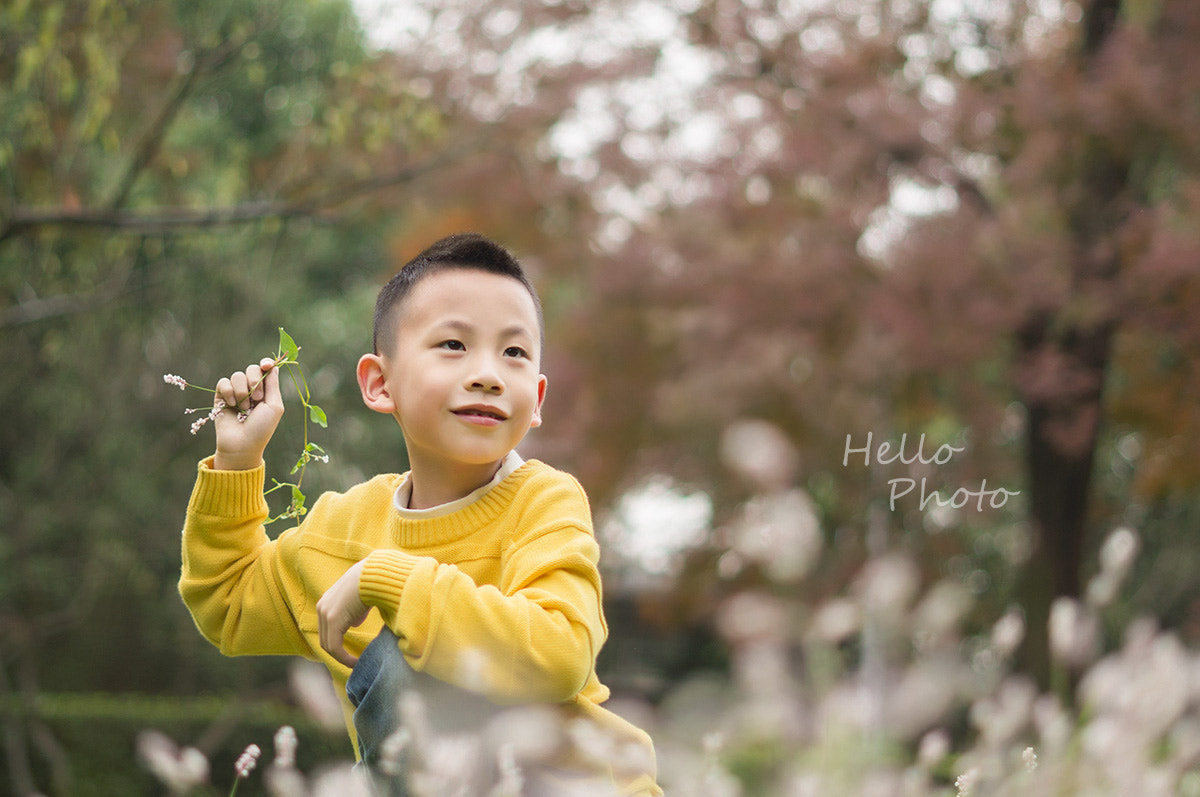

{"left": 164, "top": 327, "right": 329, "bottom": 524}
{"left": 229, "top": 743, "right": 261, "bottom": 795}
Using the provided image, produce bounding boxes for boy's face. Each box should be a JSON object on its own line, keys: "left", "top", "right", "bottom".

{"left": 369, "top": 268, "right": 547, "bottom": 488}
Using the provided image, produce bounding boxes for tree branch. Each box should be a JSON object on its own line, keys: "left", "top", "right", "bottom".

{"left": 0, "top": 237, "right": 141, "bottom": 327}
{"left": 104, "top": 19, "right": 265, "bottom": 212}
{"left": 4, "top": 201, "right": 319, "bottom": 235}
{"left": 0, "top": 155, "right": 452, "bottom": 241}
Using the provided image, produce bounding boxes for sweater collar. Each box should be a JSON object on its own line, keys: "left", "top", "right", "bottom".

{"left": 392, "top": 451, "right": 525, "bottom": 518}
{"left": 388, "top": 453, "right": 535, "bottom": 549}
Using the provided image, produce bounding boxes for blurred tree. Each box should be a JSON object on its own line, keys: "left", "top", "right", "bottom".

{"left": 873, "top": 0, "right": 1200, "bottom": 605}
{"left": 469, "top": 0, "right": 1200, "bottom": 669}
{"left": 0, "top": 0, "right": 454, "bottom": 790}
{"left": 878, "top": 0, "right": 1200, "bottom": 634}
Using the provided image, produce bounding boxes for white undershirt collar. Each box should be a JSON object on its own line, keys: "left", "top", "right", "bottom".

{"left": 392, "top": 451, "right": 525, "bottom": 518}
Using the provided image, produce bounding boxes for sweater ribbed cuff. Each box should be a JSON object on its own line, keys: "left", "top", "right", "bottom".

{"left": 189, "top": 457, "right": 267, "bottom": 519}
{"left": 359, "top": 550, "right": 421, "bottom": 620}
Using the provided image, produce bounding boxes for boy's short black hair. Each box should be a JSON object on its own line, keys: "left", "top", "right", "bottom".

{"left": 372, "top": 232, "right": 544, "bottom": 356}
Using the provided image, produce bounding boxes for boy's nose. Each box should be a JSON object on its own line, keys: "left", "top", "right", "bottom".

{"left": 470, "top": 377, "right": 502, "bottom": 393}
{"left": 467, "top": 361, "right": 504, "bottom": 393}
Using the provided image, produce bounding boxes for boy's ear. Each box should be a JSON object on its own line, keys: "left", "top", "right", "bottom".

{"left": 357, "top": 353, "right": 396, "bottom": 415}
{"left": 529, "top": 374, "right": 548, "bottom": 428}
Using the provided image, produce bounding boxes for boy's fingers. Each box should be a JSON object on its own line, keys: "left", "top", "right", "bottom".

{"left": 334, "top": 646, "right": 359, "bottom": 669}
{"left": 215, "top": 377, "right": 233, "bottom": 407}
{"left": 318, "top": 619, "right": 357, "bottom": 668}
{"left": 211, "top": 357, "right": 280, "bottom": 414}
{"left": 246, "top": 364, "right": 264, "bottom": 404}
{"left": 261, "top": 360, "right": 284, "bottom": 411}
{"left": 228, "top": 371, "right": 250, "bottom": 410}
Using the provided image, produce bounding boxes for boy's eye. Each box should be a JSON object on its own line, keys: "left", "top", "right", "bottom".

{"left": 439, "top": 340, "right": 465, "bottom": 351}
{"left": 504, "top": 346, "right": 529, "bottom": 359}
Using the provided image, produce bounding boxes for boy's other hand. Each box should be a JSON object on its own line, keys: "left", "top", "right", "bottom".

{"left": 317, "top": 560, "right": 369, "bottom": 668}
{"left": 213, "top": 357, "right": 284, "bottom": 471}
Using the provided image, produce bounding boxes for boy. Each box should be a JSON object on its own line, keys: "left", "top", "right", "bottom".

{"left": 179, "top": 234, "right": 661, "bottom": 795}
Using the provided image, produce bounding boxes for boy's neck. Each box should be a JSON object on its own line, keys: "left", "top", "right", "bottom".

{"left": 405, "top": 458, "right": 507, "bottom": 510}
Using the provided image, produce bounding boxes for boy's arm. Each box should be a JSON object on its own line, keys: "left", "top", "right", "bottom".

{"left": 180, "top": 461, "right": 308, "bottom": 656}
{"left": 179, "top": 359, "right": 307, "bottom": 657}
{"left": 368, "top": 529, "right": 602, "bottom": 704}
{"left": 321, "top": 475, "right": 606, "bottom": 704}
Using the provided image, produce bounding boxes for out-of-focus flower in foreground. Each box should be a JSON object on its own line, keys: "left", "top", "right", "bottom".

{"left": 136, "top": 730, "right": 209, "bottom": 794}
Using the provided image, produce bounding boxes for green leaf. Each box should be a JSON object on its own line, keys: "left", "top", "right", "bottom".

{"left": 309, "top": 403, "right": 327, "bottom": 428}
{"left": 278, "top": 327, "right": 300, "bottom": 362}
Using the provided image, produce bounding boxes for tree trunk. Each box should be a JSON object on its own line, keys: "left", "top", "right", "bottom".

{"left": 1019, "top": 0, "right": 1127, "bottom": 598}
{"left": 1019, "top": 318, "right": 1117, "bottom": 598}
{"left": 1015, "top": 0, "right": 1127, "bottom": 683}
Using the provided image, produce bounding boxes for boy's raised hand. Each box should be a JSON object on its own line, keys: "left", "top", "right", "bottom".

{"left": 212, "top": 357, "right": 285, "bottom": 471}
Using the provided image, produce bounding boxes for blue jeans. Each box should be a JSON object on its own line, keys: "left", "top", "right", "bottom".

{"left": 346, "top": 627, "right": 411, "bottom": 796}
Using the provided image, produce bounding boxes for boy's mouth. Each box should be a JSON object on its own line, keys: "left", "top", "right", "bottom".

{"left": 452, "top": 405, "right": 508, "bottom": 422}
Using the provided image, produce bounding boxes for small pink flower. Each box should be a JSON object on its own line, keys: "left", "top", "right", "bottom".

{"left": 234, "top": 743, "right": 262, "bottom": 779}
{"left": 189, "top": 400, "right": 226, "bottom": 435}
{"left": 163, "top": 374, "right": 188, "bottom": 390}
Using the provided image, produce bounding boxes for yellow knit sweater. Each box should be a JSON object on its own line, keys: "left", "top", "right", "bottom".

{"left": 179, "top": 456, "right": 660, "bottom": 795}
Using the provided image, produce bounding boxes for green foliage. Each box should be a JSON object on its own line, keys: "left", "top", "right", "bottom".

{"left": 0, "top": 0, "right": 430, "bottom": 789}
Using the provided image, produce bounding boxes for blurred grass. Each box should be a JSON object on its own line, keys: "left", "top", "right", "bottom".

{"left": 0, "top": 692, "right": 350, "bottom": 796}
{"left": 3, "top": 692, "right": 303, "bottom": 725}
